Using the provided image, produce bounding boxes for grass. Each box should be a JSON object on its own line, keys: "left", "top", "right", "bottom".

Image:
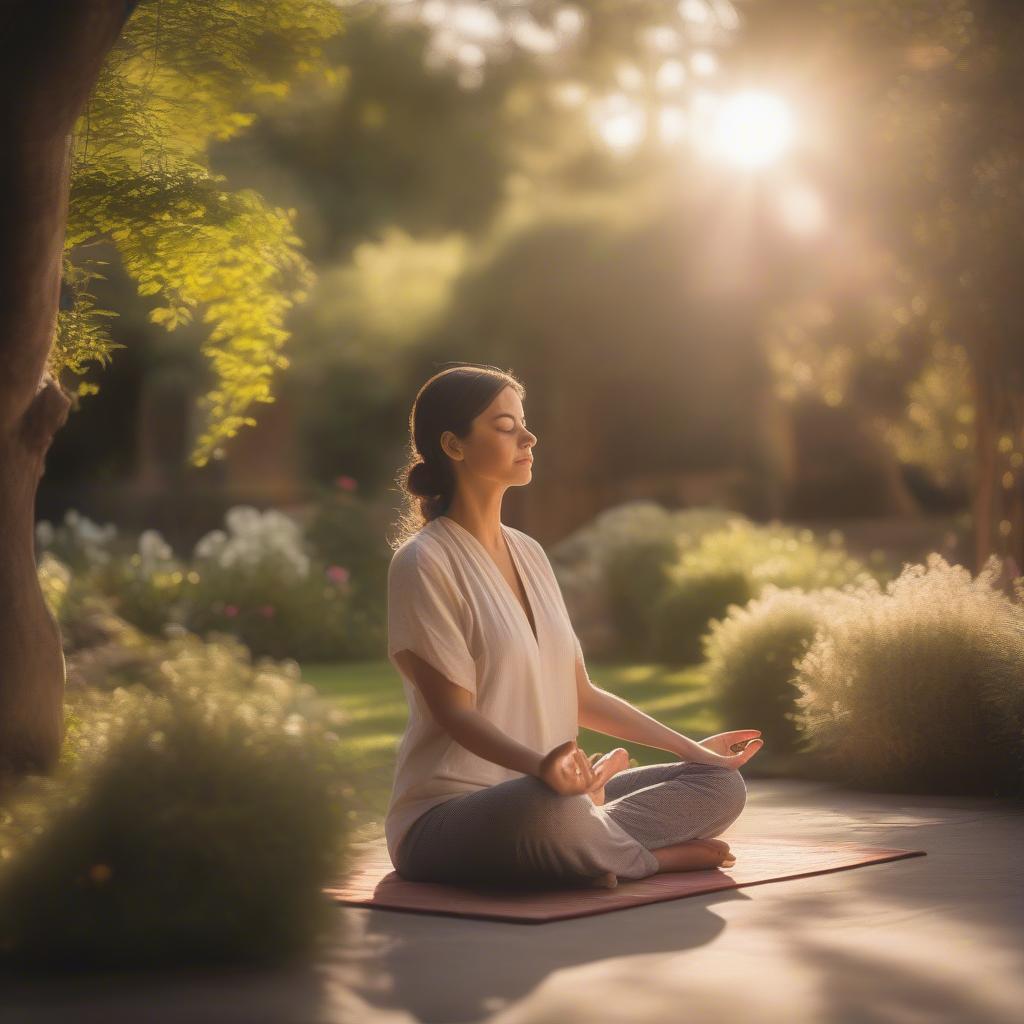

{"left": 300, "top": 658, "right": 727, "bottom": 837}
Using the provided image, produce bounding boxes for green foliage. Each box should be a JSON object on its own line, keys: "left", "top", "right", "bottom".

{"left": 53, "top": 258, "right": 124, "bottom": 400}
{"left": 35, "top": 504, "right": 389, "bottom": 663}
{"left": 53, "top": 0, "right": 345, "bottom": 465}
{"left": 0, "top": 627, "right": 358, "bottom": 968}
{"left": 794, "top": 553, "right": 1024, "bottom": 796}
{"left": 651, "top": 567, "right": 754, "bottom": 666}
{"left": 304, "top": 488, "right": 392, "bottom": 603}
{"left": 649, "top": 519, "right": 892, "bottom": 666}
{"left": 184, "top": 560, "right": 354, "bottom": 663}
{"left": 547, "top": 502, "right": 746, "bottom": 659}
{"left": 36, "top": 553, "right": 73, "bottom": 625}
{"left": 703, "top": 585, "right": 857, "bottom": 756}
{"left": 292, "top": 226, "right": 469, "bottom": 365}
{"left": 551, "top": 501, "right": 743, "bottom": 568}
{"left": 887, "top": 338, "right": 976, "bottom": 494}
{"left": 802, "top": 0, "right": 1024, "bottom": 519}
{"left": 605, "top": 537, "right": 681, "bottom": 659}
{"left": 678, "top": 518, "right": 891, "bottom": 595}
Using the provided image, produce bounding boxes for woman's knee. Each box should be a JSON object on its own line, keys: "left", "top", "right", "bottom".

{"left": 716, "top": 766, "right": 747, "bottom": 813}
{"left": 515, "top": 784, "right": 597, "bottom": 844}
{"left": 697, "top": 768, "right": 747, "bottom": 835}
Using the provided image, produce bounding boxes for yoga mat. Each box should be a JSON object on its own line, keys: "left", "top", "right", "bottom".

{"left": 323, "top": 838, "right": 926, "bottom": 923}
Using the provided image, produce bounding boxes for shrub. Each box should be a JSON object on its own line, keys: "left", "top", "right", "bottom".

{"left": 547, "top": 501, "right": 749, "bottom": 659}
{"left": 36, "top": 553, "right": 72, "bottom": 624}
{"left": 605, "top": 537, "right": 682, "bottom": 659}
{"left": 651, "top": 566, "right": 753, "bottom": 665}
{"left": 681, "top": 518, "right": 890, "bottom": 594}
{"left": 0, "top": 628, "right": 360, "bottom": 969}
{"left": 651, "top": 519, "right": 891, "bottom": 666}
{"left": 549, "top": 500, "right": 743, "bottom": 571}
{"left": 184, "top": 561, "right": 352, "bottom": 662}
{"left": 304, "top": 489, "right": 390, "bottom": 599}
{"left": 34, "top": 510, "right": 117, "bottom": 574}
{"left": 703, "top": 585, "right": 859, "bottom": 755}
{"left": 34, "top": 506, "right": 381, "bottom": 662}
{"left": 98, "top": 529, "right": 187, "bottom": 635}
{"left": 36, "top": 514, "right": 187, "bottom": 636}
{"left": 793, "top": 553, "right": 1024, "bottom": 796}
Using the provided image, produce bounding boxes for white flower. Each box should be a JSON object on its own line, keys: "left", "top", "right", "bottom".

{"left": 194, "top": 529, "right": 227, "bottom": 560}
{"left": 138, "top": 529, "right": 176, "bottom": 575}
{"left": 193, "top": 507, "right": 311, "bottom": 580}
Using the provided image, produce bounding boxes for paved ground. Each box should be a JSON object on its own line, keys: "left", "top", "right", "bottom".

{"left": 2, "top": 777, "right": 1021, "bottom": 1024}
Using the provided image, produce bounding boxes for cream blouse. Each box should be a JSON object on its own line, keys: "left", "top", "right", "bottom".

{"left": 384, "top": 514, "right": 585, "bottom": 866}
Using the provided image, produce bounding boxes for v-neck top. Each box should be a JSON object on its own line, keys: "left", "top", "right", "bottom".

{"left": 383, "top": 515, "right": 585, "bottom": 866}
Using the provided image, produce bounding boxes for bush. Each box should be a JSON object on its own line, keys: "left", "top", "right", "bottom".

{"left": 304, "top": 489, "right": 390, "bottom": 599}
{"left": 97, "top": 529, "right": 187, "bottom": 635}
{"left": 793, "top": 553, "right": 1024, "bottom": 796}
{"left": 34, "top": 506, "right": 385, "bottom": 662}
{"left": 605, "top": 537, "right": 681, "bottom": 659}
{"left": 0, "top": 626, "right": 361, "bottom": 969}
{"left": 185, "top": 506, "right": 349, "bottom": 660}
{"left": 650, "top": 519, "right": 891, "bottom": 666}
{"left": 703, "top": 585, "right": 859, "bottom": 755}
{"left": 651, "top": 566, "right": 753, "bottom": 665}
{"left": 0, "top": 708, "right": 342, "bottom": 969}
{"left": 546, "top": 501, "right": 749, "bottom": 659}
{"left": 550, "top": 500, "right": 743, "bottom": 567}
{"left": 681, "top": 518, "right": 890, "bottom": 594}
{"left": 184, "top": 559, "right": 353, "bottom": 662}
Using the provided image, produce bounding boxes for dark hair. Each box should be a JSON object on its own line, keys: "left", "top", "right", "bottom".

{"left": 390, "top": 362, "right": 526, "bottom": 550}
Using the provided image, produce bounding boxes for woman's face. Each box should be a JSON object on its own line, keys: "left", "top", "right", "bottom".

{"left": 445, "top": 386, "right": 537, "bottom": 483}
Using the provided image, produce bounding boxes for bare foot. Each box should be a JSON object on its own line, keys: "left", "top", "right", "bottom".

{"left": 691, "top": 838, "right": 737, "bottom": 867}
{"left": 653, "top": 838, "right": 737, "bottom": 873}
{"left": 587, "top": 747, "right": 631, "bottom": 806}
{"left": 590, "top": 870, "right": 618, "bottom": 889}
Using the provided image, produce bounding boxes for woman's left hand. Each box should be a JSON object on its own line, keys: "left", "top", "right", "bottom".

{"left": 698, "top": 730, "right": 763, "bottom": 757}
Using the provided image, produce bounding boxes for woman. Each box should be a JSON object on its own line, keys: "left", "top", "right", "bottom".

{"left": 385, "top": 363, "right": 763, "bottom": 890}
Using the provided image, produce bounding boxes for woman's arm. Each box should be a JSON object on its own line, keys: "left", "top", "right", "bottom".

{"left": 394, "top": 648, "right": 546, "bottom": 777}
{"left": 575, "top": 657, "right": 719, "bottom": 765}
{"left": 442, "top": 706, "right": 545, "bottom": 777}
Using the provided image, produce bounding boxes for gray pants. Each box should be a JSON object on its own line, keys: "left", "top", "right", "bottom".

{"left": 395, "top": 760, "right": 748, "bottom": 888}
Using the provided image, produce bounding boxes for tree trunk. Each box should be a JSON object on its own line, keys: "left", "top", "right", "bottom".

{"left": 0, "top": 2, "right": 132, "bottom": 775}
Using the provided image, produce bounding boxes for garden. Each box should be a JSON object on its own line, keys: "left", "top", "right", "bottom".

{"left": 1, "top": 1, "right": 1022, "bottom": 1021}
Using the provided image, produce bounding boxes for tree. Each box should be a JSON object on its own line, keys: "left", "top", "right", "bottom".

{"left": 738, "top": 0, "right": 1024, "bottom": 580}
{"left": 0, "top": 0, "right": 344, "bottom": 776}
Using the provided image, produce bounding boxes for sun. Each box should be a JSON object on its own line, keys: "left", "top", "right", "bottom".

{"left": 709, "top": 90, "right": 795, "bottom": 168}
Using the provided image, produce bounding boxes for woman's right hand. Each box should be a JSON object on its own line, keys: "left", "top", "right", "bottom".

{"left": 703, "top": 737, "right": 764, "bottom": 771}
{"left": 537, "top": 738, "right": 603, "bottom": 796}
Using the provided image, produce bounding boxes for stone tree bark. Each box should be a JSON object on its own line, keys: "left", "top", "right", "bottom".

{"left": 0, "top": 2, "right": 134, "bottom": 776}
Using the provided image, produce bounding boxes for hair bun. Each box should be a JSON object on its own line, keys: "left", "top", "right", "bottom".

{"left": 408, "top": 459, "right": 442, "bottom": 496}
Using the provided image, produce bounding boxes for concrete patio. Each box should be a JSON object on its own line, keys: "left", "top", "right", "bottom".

{"left": 2, "top": 776, "right": 1021, "bottom": 1024}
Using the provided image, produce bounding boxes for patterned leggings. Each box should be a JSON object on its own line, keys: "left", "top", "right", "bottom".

{"left": 394, "top": 760, "right": 748, "bottom": 888}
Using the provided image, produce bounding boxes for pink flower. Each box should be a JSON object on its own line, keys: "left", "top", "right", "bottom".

{"left": 224, "top": 604, "right": 239, "bottom": 618}
{"left": 260, "top": 604, "right": 276, "bottom": 618}
{"left": 334, "top": 475, "right": 358, "bottom": 492}
{"left": 326, "top": 565, "right": 350, "bottom": 585}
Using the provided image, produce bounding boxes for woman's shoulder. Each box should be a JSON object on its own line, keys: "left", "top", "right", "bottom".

{"left": 389, "top": 521, "right": 449, "bottom": 576}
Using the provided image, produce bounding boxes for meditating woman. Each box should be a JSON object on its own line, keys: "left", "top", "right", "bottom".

{"left": 385, "top": 363, "right": 763, "bottom": 890}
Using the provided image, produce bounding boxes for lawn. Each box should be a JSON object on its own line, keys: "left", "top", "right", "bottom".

{"left": 301, "top": 658, "right": 727, "bottom": 837}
